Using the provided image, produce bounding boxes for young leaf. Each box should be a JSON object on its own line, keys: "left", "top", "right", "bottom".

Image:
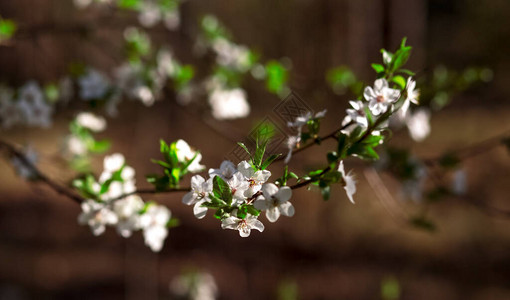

{"left": 261, "top": 153, "right": 281, "bottom": 170}
{"left": 371, "top": 63, "right": 385, "bottom": 74}
{"left": 212, "top": 176, "right": 232, "bottom": 205}
{"left": 391, "top": 75, "right": 407, "bottom": 90}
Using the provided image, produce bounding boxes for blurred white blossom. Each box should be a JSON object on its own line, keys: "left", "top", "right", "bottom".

{"left": 209, "top": 87, "right": 250, "bottom": 120}
{"left": 139, "top": 204, "right": 171, "bottom": 252}
{"left": 76, "top": 112, "right": 106, "bottom": 132}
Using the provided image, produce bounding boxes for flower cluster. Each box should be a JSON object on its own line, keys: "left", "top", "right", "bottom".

{"left": 76, "top": 153, "right": 173, "bottom": 251}
{"left": 182, "top": 159, "right": 295, "bottom": 237}
{"left": 0, "top": 82, "right": 54, "bottom": 129}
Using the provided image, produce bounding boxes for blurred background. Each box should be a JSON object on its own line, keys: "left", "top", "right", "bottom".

{"left": 1, "top": 0, "right": 510, "bottom": 299}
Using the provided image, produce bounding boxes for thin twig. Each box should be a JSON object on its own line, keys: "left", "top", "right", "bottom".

{"left": 0, "top": 140, "right": 84, "bottom": 204}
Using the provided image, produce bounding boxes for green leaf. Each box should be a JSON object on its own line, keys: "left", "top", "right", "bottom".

{"left": 253, "top": 139, "right": 269, "bottom": 168}
{"left": 391, "top": 75, "right": 407, "bottom": 90}
{"left": 0, "top": 18, "right": 17, "bottom": 42}
{"left": 118, "top": 0, "right": 141, "bottom": 10}
{"left": 237, "top": 142, "right": 252, "bottom": 160}
{"left": 371, "top": 63, "right": 385, "bottom": 74}
{"left": 88, "top": 139, "right": 111, "bottom": 153}
{"left": 260, "top": 153, "right": 281, "bottom": 170}
{"left": 212, "top": 176, "right": 232, "bottom": 205}
{"left": 337, "top": 133, "right": 348, "bottom": 159}
{"left": 167, "top": 217, "right": 180, "bottom": 228}
{"left": 398, "top": 69, "right": 416, "bottom": 76}
{"left": 214, "top": 208, "right": 226, "bottom": 219}
{"left": 361, "top": 134, "right": 383, "bottom": 147}
{"left": 265, "top": 60, "right": 288, "bottom": 94}
{"left": 347, "top": 144, "right": 379, "bottom": 161}
{"left": 245, "top": 204, "right": 261, "bottom": 217}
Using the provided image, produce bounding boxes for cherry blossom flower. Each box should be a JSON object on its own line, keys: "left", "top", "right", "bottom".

{"left": 364, "top": 79, "right": 400, "bottom": 116}
{"left": 113, "top": 195, "right": 144, "bottom": 238}
{"left": 221, "top": 214, "right": 264, "bottom": 237}
{"left": 17, "top": 82, "right": 53, "bottom": 128}
{"left": 227, "top": 172, "right": 250, "bottom": 205}
{"left": 139, "top": 204, "right": 171, "bottom": 252}
{"left": 170, "top": 271, "right": 218, "bottom": 300}
{"left": 209, "top": 160, "right": 238, "bottom": 181}
{"left": 103, "top": 153, "right": 125, "bottom": 173}
{"left": 182, "top": 175, "right": 213, "bottom": 219}
{"left": 76, "top": 112, "right": 106, "bottom": 132}
{"left": 78, "top": 200, "right": 118, "bottom": 236}
{"left": 66, "top": 136, "right": 87, "bottom": 156}
{"left": 175, "top": 139, "right": 205, "bottom": 173}
{"left": 285, "top": 109, "right": 327, "bottom": 163}
{"left": 338, "top": 161, "right": 356, "bottom": 204}
{"left": 344, "top": 100, "right": 369, "bottom": 128}
{"left": 405, "top": 108, "right": 430, "bottom": 142}
{"left": 208, "top": 87, "right": 250, "bottom": 120}
{"left": 237, "top": 161, "right": 271, "bottom": 197}
{"left": 284, "top": 135, "right": 300, "bottom": 164}
{"left": 400, "top": 77, "right": 420, "bottom": 116}
{"left": 452, "top": 169, "right": 467, "bottom": 195}
{"left": 253, "top": 183, "right": 294, "bottom": 222}
{"left": 78, "top": 69, "right": 109, "bottom": 100}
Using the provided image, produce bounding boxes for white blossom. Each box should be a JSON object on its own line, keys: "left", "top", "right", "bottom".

{"left": 253, "top": 183, "right": 294, "bottom": 222}
{"left": 237, "top": 160, "right": 271, "bottom": 197}
{"left": 452, "top": 169, "right": 467, "bottom": 195}
{"left": 182, "top": 175, "right": 213, "bottom": 219}
{"left": 113, "top": 195, "right": 144, "bottom": 238}
{"left": 139, "top": 204, "right": 171, "bottom": 252}
{"left": 338, "top": 161, "right": 356, "bottom": 204}
{"left": 103, "top": 153, "right": 125, "bottom": 173}
{"left": 209, "top": 160, "right": 238, "bottom": 181}
{"left": 284, "top": 135, "right": 300, "bottom": 164}
{"left": 67, "top": 135, "right": 87, "bottom": 156}
{"left": 405, "top": 108, "right": 431, "bottom": 142}
{"left": 209, "top": 87, "right": 250, "bottom": 120}
{"left": 212, "top": 38, "right": 252, "bottom": 71}
{"left": 78, "top": 69, "right": 109, "bottom": 100}
{"left": 78, "top": 200, "right": 118, "bottom": 236}
{"left": 227, "top": 172, "right": 250, "bottom": 205}
{"left": 364, "top": 78, "right": 400, "bottom": 116}
{"left": 285, "top": 109, "right": 327, "bottom": 163}
{"left": 344, "top": 100, "right": 369, "bottom": 128}
{"left": 400, "top": 77, "right": 420, "bottom": 116}
{"left": 163, "top": 10, "right": 180, "bottom": 30}
{"left": 221, "top": 214, "right": 264, "bottom": 237}
{"left": 175, "top": 139, "right": 205, "bottom": 173}
{"left": 17, "top": 81, "right": 53, "bottom": 128}
{"left": 170, "top": 271, "right": 218, "bottom": 300}
{"left": 76, "top": 112, "right": 106, "bottom": 132}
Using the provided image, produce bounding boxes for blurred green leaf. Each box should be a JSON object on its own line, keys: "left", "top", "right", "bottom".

{"left": 0, "top": 18, "right": 17, "bottom": 42}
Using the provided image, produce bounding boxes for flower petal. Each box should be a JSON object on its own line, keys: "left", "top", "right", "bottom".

{"left": 275, "top": 186, "right": 292, "bottom": 203}
{"left": 261, "top": 183, "right": 278, "bottom": 199}
{"left": 266, "top": 207, "right": 281, "bottom": 223}
{"left": 193, "top": 201, "right": 208, "bottom": 219}
{"left": 182, "top": 191, "right": 195, "bottom": 205}
{"left": 279, "top": 201, "right": 295, "bottom": 217}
